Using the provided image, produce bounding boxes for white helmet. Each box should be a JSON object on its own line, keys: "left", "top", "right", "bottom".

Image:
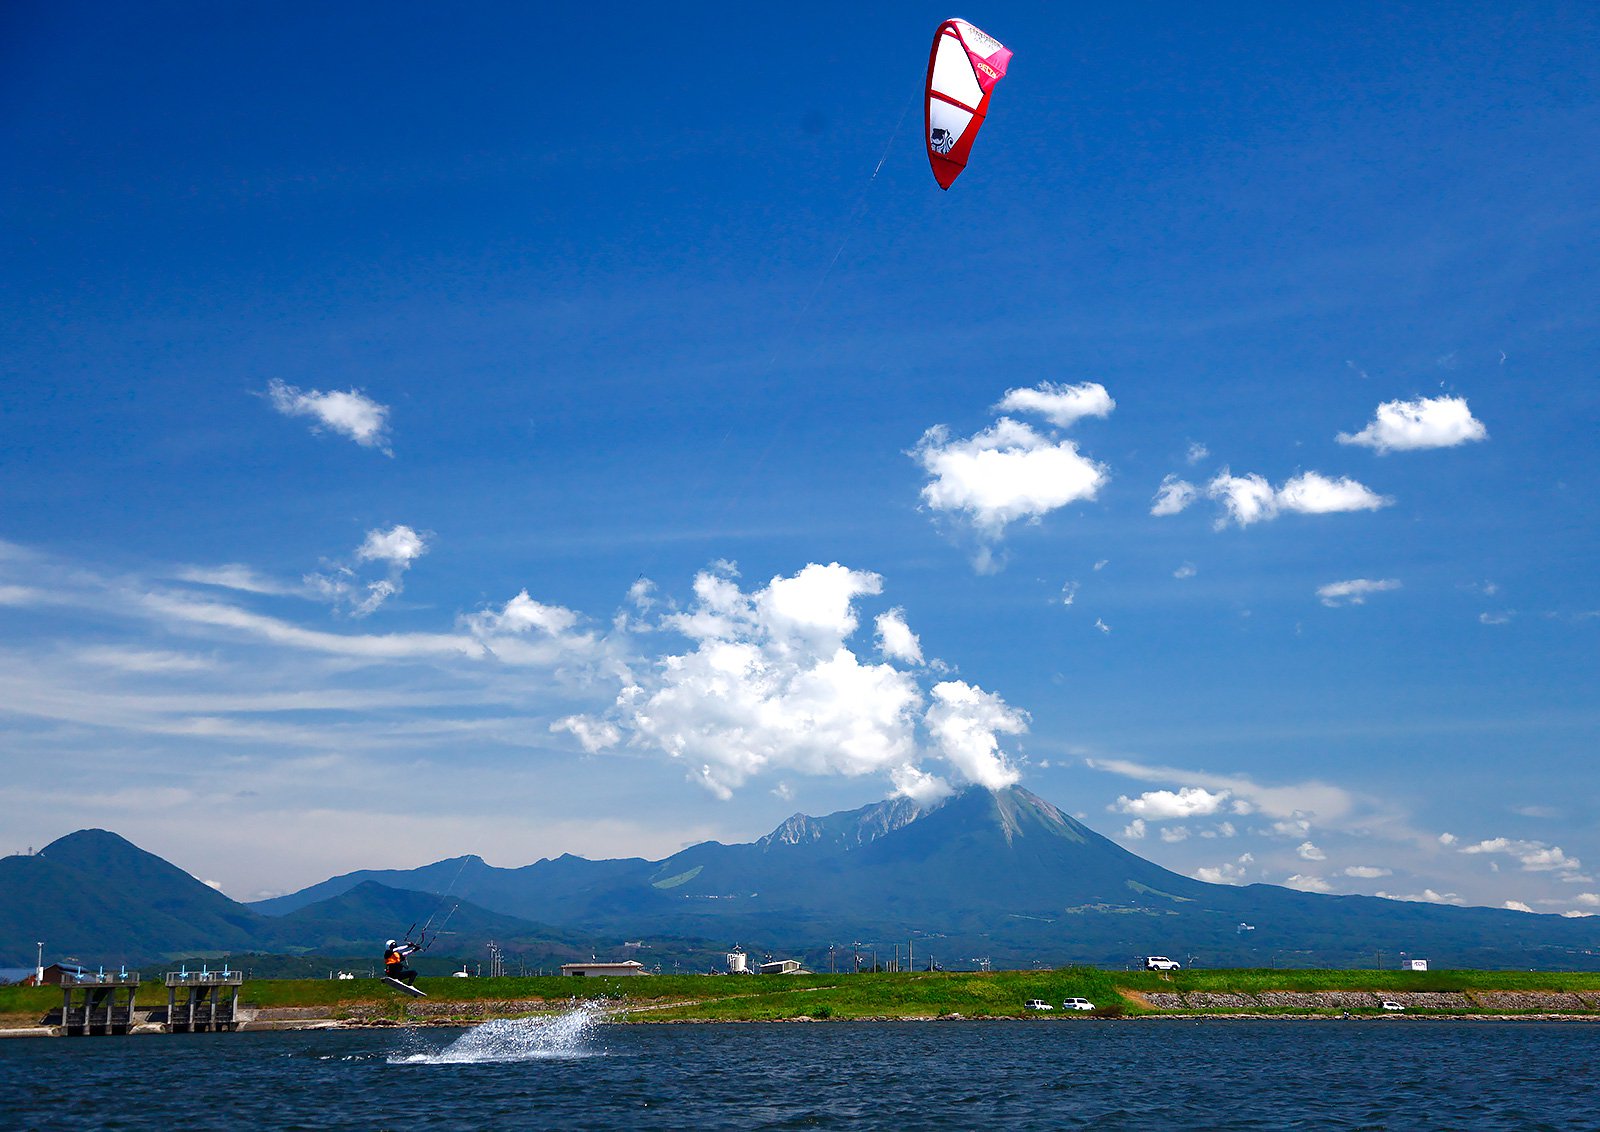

{"left": 386, "top": 939, "right": 397, "bottom": 948}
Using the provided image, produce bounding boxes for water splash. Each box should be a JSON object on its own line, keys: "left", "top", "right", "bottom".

{"left": 390, "top": 1001, "right": 607, "bottom": 1065}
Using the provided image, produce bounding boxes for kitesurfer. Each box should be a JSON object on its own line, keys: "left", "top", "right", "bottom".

{"left": 384, "top": 938, "right": 420, "bottom": 985}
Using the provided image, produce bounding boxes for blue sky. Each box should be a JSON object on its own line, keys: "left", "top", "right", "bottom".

{"left": 2, "top": 2, "right": 1597, "bottom": 915}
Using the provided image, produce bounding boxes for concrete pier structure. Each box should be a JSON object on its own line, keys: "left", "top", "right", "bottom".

{"left": 60, "top": 972, "right": 139, "bottom": 1036}
{"left": 164, "top": 970, "right": 243, "bottom": 1033}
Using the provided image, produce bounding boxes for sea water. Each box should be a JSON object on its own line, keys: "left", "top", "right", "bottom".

{"left": 3, "top": 1010, "right": 1598, "bottom": 1129}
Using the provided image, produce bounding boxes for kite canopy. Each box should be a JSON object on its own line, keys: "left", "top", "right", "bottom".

{"left": 925, "top": 18, "right": 1012, "bottom": 190}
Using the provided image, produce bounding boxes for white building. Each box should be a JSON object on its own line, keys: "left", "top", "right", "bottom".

{"left": 560, "top": 960, "right": 650, "bottom": 977}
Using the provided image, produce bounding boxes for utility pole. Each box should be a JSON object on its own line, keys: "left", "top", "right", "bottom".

{"left": 909, "top": 939, "right": 914, "bottom": 972}
{"left": 36, "top": 941, "right": 44, "bottom": 985}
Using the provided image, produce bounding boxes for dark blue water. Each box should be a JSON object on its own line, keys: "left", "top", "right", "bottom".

{"left": 4, "top": 1009, "right": 1598, "bottom": 1130}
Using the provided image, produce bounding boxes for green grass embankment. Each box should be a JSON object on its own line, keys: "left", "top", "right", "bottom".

{"left": 5, "top": 968, "right": 1598, "bottom": 1027}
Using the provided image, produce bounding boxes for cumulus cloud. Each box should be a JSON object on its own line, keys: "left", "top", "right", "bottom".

{"left": 1344, "top": 865, "right": 1392, "bottom": 879}
{"left": 1200, "top": 469, "right": 1392, "bottom": 529}
{"left": 1504, "top": 901, "right": 1534, "bottom": 913}
{"left": 1194, "top": 854, "right": 1253, "bottom": 885}
{"left": 1337, "top": 395, "right": 1488, "bottom": 454}
{"left": 1086, "top": 757, "right": 1360, "bottom": 829}
{"left": 356, "top": 526, "right": 428, "bottom": 566}
{"left": 563, "top": 562, "right": 1026, "bottom": 799}
{"left": 1160, "top": 826, "right": 1190, "bottom": 843}
{"left": 994, "top": 381, "right": 1115, "bottom": 428}
{"left": 1173, "top": 563, "right": 1197, "bottom": 580}
{"left": 266, "top": 379, "right": 392, "bottom": 454}
{"left": 1318, "top": 578, "right": 1401, "bottom": 607}
{"left": 923, "top": 680, "right": 1027, "bottom": 791}
{"left": 913, "top": 418, "right": 1109, "bottom": 545}
{"left": 874, "top": 609, "right": 923, "bottom": 665}
{"left": 1296, "top": 841, "right": 1327, "bottom": 861}
{"left": 1186, "top": 441, "right": 1209, "bottom": 465}
{"left": 1150, "top": 475, "right": 1197, "bottom": 516}
{"left": 1115, "top": 786, "right": 1230, "bottom": 820}
{"left": 1122, "top": 819, "right": 1147, "bottom": 840}
{"left": 1460, "top": 837, "right": 1583, "bottom": 875}
{"left": 307, "top": 525, "right": 430, "bottom": 617}
{"left": 1286, "top": 874, "right": 1332, "bottom": 893}
{"left": 1377, "top": 889, "right": 1464, "bottom": 905}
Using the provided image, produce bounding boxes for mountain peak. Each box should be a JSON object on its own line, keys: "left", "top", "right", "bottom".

{"left": 757, "top": 793, "right": 928, "bottom": 853}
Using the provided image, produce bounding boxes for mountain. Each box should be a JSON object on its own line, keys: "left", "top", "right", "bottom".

{"left": 8, "top": 790, "right": 1599, "bottom": 970}
{"left": 0, "top": 830, "right": 259, "bottom": 966}
{"left": 252, "top": 786, "right": 1600, "bottom": 970}
{"left": 0, "top": 831, "right": 602, "bottom": 968}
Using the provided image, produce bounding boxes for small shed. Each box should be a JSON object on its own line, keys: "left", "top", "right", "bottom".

{"left": 560, "top": 961, "right": 649, "bottom": 977}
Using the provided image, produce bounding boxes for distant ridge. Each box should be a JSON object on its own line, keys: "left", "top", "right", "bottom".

{"left": 7, "top": 788, "right": 1600, "bottom": 970}
{"left": 243, "top": 785, "right": 1600, "bottom": 970}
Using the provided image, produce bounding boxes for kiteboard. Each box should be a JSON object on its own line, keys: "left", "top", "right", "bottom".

{"left": 382, "top": 977, "right": 427, "bottom": 998}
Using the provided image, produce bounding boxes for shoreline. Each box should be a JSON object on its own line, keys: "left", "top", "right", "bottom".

{"left": 7, "top": 1010, "right": 1600, "bottom": 1039}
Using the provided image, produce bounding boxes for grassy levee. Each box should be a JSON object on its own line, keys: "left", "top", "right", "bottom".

{"left": 4, "top": 968, "right": 1598, "bottom": 1027}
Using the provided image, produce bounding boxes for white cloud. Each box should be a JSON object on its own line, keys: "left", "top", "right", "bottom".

{"left": 356, "top": 525, "right": 428, "bottom": 566}
{"left": 569, "top": 562, "right": 1026, "bottom": 800}
{"left": 912, "top": 417, "right": 1109, "bottom": 546}
{"left": 1150, "top": 475, "right": 1197, "bottom": 516}
{"left": 1318, "top": 578, "right": 1401, "bottom": 607}
{"left": 1576, "top": 893, "right": 1600, "bottom": 907}
{"left": 1058, "top": 581, "right": 1079, "bottom": 607}
{"left": 1094, "top": 618, "right": 1111, "bottom": 634}
{"left": 1561, "top": 910, "right": 1596, "bottom": 918}
{"left": 1115, "top": 786, "right": 1229, "bottom": 820}
{"left": 874, "top": 609, "right": 923, "bottom": 665}
{"left": 1276, "top": 472, "right": 1391, "bottom": 515}
{"left": 1086, "top": 757, "right": 1359, "bottom": 828}
{"left": 1504, "top": 901, "right": 1534, "bottom": 913}
{"left": 993, "top": 381, "right": 1115, "bottom": 428}
{"left": 1173, "top": 563, "right": 1197, "bottom": 580}
{"left": 1122, "top": 819, "right": 1147, "bottom": 840}
{"left": 1344, "top": 865, "right": 1392, "bottom": 879}
{"left": 924, "top": 680, "right": 1027, "bottom": 791}
{"left": 1460, "top": 837, "right": 1583, "bottom": 875}
{"left": 308, "top": 525, "right": 431, "bottom": 617}
{"left": 1337, "top": 395, "right": 1488, "bottom": 454}
{"left": 1377, "top": 889, "right": 1464, "bottom": 905}
{"left": 550, "top": 714, "right": 621, "bottom": 753}
{"left": 1160, "top": 825, "right": 1190, "bottom": 843}
{"left": 174, "top": 564, "right": 299, "bottom": 596}
{"left": 1286, "top": 874, "right": 1332, "bottom": 893}
{"left": 1186, "top": 441, "right": 1209, "bottom": 466}
{"left": 1194, "top": 854, "right": 1253, "bottom": 885}
{"left": 889, "top": 763, "right": 955, "bottom": 805}
{"left": 266, "top": 378, "right": 392, "bottom": 454}
{"left": 1205, "top": 469, "right": 1391, "bottom": 529}
{"left": 1479, "top": 611, "right": 1514, "bottom": 626}
{"left": 1296, "top": 841, "right": 1327, "bottom": 861}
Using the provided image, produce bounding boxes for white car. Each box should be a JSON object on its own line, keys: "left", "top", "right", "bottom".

{"left": 1025, "top": 999, "right": 1053, "bottom": 1011}
{"left": 1144, "top": 956, "right": 1181, "bottom": 971}
{"left": 1381, "top": 1000, "right": 1405, "bottom": 1012}
{"left": 1061, "top": 997, "right": 1095, "bottom": 1011}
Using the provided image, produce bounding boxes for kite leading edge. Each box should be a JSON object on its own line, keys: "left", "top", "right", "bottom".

{"left": 925, "top": 18, "right": 1012, "bottom": 190}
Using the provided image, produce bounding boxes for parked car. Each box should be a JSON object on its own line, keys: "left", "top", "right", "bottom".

{"left": 1062, "top": 997, "right": 1095, "bottom": 1011}
{"left": 1025, "top": 999, "right": 1053, "bottom": 1011}
{"left": 1381, "top": 1000, "right": 1405, "bottom": 1012}
{"left": 1144, "top": 956, "right": 1181, "bottom": 971}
